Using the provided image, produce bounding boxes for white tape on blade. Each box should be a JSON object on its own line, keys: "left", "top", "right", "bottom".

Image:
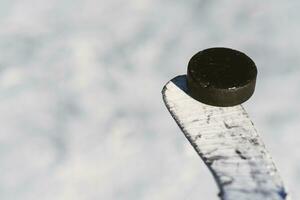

{"left": 162, "top": 75, "right": 288, "bottom": 200}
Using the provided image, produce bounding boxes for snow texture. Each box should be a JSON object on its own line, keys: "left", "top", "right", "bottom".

{"left": 162, "top": 75, "right": 288, "bottom": 200}
{"left": 0, "top": 0, "right": 300, "bottom": 200}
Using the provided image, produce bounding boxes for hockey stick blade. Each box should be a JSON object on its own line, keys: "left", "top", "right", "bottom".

{"left": 162, "top": 75, "right": 288, "bottom": 200}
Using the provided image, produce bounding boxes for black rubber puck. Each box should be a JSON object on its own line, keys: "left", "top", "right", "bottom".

{"left": 187, "top": 47, "right": 257, "bottom": 107}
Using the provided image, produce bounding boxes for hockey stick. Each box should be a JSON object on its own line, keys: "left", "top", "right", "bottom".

{"left": 162, "top": 48, "right": 288, "bottom": 200}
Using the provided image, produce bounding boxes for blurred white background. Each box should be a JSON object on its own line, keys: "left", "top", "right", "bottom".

{"left": 0, "top": 0, "right": 299, "bottom": 199}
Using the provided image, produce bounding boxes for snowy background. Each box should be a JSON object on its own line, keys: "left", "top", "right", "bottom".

{"left": 0, "top": 0, "right": 299, "bottom": 199}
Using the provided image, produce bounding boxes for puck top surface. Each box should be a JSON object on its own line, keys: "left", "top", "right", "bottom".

{"left": 187, "top": 47, "right": 257, "bottom": 107}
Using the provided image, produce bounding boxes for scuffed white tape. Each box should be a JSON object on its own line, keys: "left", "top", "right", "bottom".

{"left": 162, "top": 75, "right": 288, "bottom": 200}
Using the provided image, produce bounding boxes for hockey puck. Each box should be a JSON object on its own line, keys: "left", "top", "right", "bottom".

{"left": 187, "top": 47, "right": 257, "bottom": 107}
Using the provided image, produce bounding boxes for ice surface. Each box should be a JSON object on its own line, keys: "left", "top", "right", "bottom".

{"left": 0, "top": 0, "right": 299, "bottom": 200}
